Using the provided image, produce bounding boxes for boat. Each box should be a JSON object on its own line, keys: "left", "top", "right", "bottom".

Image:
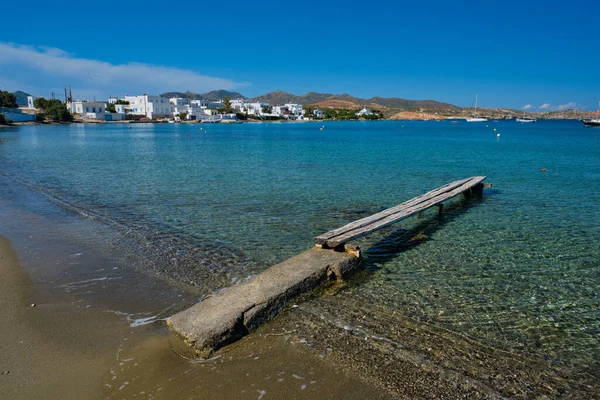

{"left": 516, "top": 110, "right": 536, "bottom": 123}
{"left": 581, "top": 119, "right": 600, "bottom": 126}
{"left": 466, "top": 94, "right": 487, "bottom": 122}
{"left": 581, "top": 101, "right": 600, "bottom": 126}
{"left": 516, "top": 117, "right": 537, "bottom": 123}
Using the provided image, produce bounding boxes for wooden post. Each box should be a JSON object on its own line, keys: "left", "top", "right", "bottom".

{"left": 472, "top": 183, "right": 484, "bottom": 197}
{"left": 462, "top": 183, "right": 484, "bottom": 199}
{"left": 438, "top": 203, "right": 444, "bottom": 217}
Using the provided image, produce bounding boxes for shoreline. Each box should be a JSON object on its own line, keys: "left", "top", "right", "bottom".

{"left": 1, "top": 117, "right": 592, "bottom": 128}
{"left": 0, "top": 175, "right": 396, "bottom": 400}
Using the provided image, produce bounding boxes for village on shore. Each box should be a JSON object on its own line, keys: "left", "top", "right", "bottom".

{"left": 1, "top": 89, "right": 597, "bottom": 125}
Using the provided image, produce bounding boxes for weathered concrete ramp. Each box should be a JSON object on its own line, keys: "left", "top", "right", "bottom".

{"left": 168, "top": 248, "right": 360, "bottom": 358}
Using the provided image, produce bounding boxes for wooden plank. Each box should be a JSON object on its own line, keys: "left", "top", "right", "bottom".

{"left": 315, "top": 176, "right": 486, "bottom": 248}
{"left": 314, "top": 177, "right": 473, "bottom": 245}
{"left": 315, "top": 176, "right": 482, "bottom": 245}
{"left": 324, "top": 177, "right": 485, "bottom": 247}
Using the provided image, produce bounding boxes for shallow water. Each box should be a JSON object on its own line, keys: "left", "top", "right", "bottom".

{"left": 1, "top": 120, "right": 599, "bottom": 391}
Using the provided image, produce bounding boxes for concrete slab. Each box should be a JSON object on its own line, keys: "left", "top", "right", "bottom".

{"left": 168, "top": 248, "right": 360, "bottom": 358}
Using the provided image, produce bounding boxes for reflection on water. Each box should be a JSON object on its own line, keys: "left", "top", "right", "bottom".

{"left": 1, "top": 121, "right": 599, "bottom": 395}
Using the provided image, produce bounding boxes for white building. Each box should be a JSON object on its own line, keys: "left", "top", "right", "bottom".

{"left": 246, "top": 102, "right": 268, "bottom": 116}
{"left": 69, "top": 101, "right": 107, "bottom": 120}
{"left": 273, "top": 105, "right": 289, "bottom": 116}
{"left": 206, "top": 100, "right": 224, "bottom": 109}
{"left": 169, "top": 97, "right": 190, "bottom": 106}
{"left": 356, "top": 107, "right": 372, "bottom": 116}
{"left": 230, "top": 99, "right": 246, "bottom": 112}
{"left": 285, "top": 103, "right": 304, "bottom": 117}
{"left": 313, "top": 109, "right": 324, "bottom": 118}
{"left": 123, "top": 95, "right": 171, "bottom": 119}
{"left": 190, "top": 99, "right": 207, "bottom": 108}
{"left": 105, "top": 113, "right": 125, "bottom": 121}
{"left": 115, "top": 104, "right": 128, "bottom": 114}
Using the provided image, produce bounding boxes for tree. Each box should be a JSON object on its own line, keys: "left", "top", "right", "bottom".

{"left": 177, "top": 112, "right": 187, "bottom": 120}
{"left": 106, "top": 103, "right": 116, "bottom": 113}
{"left": 34, "top": 98, "right": 72, "bottom": 121}
{"left": 33, "top": 98, "right": 48, "bottom": 109}
{"left": 223, "top": 97, "right": 233, "bottom": 113}
{"left": 0, "top": 91, "right": 18, "bottom": 108}
{"left": 0, "top": 114, "right": 8, "bottom": 124}
{"left": 115, "top": 99, "right": 130, "bottom": 105}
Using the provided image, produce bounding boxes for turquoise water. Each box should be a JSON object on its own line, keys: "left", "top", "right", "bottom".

{"left": 1, "top": 121, "right": 599, "bottom": 380}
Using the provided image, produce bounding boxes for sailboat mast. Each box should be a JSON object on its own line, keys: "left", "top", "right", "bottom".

{"left": 474, "top": 94, "right": 478, "bottom": 116}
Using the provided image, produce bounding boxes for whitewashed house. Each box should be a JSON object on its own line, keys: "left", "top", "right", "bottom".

{"left": 273, "top": 105, "right": 289, "bottom": 116}
{"left": 356, "top": 107, "right": 372, "bottom": 116}
{"left": 190, "top": 99, "right": 207, "bottom": 108}
{"left": 123, "top": 95, "right": 171, "bottom": 119}
{"left": 69, "top": 101, "right": 107, "bottom": 120}
{"left": 206, "top": 100, "right": 224, "bottom": 109}
{"left": 230, "top": 99, "right": 246, "bottom": 112}
{"left": 246, "top": 102, "right": 268, "bottom": 116}
{"left": 313, "top": 109, "right": 324, "bottom": 118}
{"left": 114, "top": 104, "right": 128, "bottom": 114}
{"left": 169, "top": 97, "right": 190, "bottom": 106}
{"left": 284, "top": 103, "right": 304, "bottom": 118}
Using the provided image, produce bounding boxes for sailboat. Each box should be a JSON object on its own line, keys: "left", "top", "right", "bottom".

{"left": 581, "top": 101, "right": 600, "bottom": 126}
{"left": 466, "top": 94, "right": 487, "bottom": 122}
{"left": 516, "top": 111, "right": 536, "bottom": 123}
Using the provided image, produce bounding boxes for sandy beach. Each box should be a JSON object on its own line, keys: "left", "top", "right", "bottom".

{"left": 0, "top": 202, "right": 394, "bottom": 400}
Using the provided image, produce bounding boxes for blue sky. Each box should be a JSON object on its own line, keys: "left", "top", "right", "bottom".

{"left": 1, "top": 0, "right": 599, "bottom": 110}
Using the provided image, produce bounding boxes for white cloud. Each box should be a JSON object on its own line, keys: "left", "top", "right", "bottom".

{"left": 0, "top": 42, "right": 248, "bottom": 99}
{"left": 522, "top": 104, "right": 533, "bottom": 110}
{"left": 539, "top": 103, "right": 551, "bottom": 109}
{"left": 557, "top": 102, "right": 576, "bottom": 110}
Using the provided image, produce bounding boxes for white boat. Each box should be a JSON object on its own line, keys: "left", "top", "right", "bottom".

{"left": 466, "top": 94, "right": 487, "bottom": 122}
{"left": 516, "top": 117, "right": 537, "bottom": 123}
{"left": 581, "top": 101, "right": 600, "bottom": 126}
{"left": 516, "top": 110, "right": 536, "bottom": 123}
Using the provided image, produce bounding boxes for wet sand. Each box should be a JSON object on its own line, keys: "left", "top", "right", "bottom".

{"left": 0, "top": 235, "right": 394, "bottom": 400}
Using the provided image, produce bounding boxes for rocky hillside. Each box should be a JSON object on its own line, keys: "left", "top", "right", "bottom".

{"left": 160, "top": 90, "right": 245, "bottom": 100}
{"left": 250, "top": 90, "right": 459, "bottom": 113}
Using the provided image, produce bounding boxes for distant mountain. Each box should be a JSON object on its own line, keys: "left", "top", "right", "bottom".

{"left": 249, "top": 91, "right": 459, "bottom": 112}
{"left": 160, "top": 90, "right": 246, "bottom": 101}
{"left": 201, "top": 90, "right": 246, "bottom": 101}
{"left": 158, "top": 89, "right": 462, "bottom": 113}
{"left": 12, "top": 90, "right": 33, "bottom": 107}
{"left": 250, "top": 90, "right": 302, "bottom": 105}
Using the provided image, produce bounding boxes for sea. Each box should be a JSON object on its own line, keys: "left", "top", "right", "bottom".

{"left": 1, "top": 120, "right": 599, "bottom": 395}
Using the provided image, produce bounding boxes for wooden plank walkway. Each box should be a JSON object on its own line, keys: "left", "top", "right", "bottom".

{"left": 314, "top": 176, "right": 487, "bottom": 248}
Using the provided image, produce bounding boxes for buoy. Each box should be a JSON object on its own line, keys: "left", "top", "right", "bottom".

{"left": 486, "top": 125, "right": 489, "bottom": 128}
{"left": 493, "top": 128, "right": 496, "bottom": 132}
{"left": 497, "top": 133, "right": 500, "bottom": 138}
{"left": 541, "top": 168, "right": 547, "bottom": 172}
{"left": 200, "top": 128, "right": 203, "bottom": 130}
{"left": 185, "top": 134, "right": 189, "bottom": 137}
